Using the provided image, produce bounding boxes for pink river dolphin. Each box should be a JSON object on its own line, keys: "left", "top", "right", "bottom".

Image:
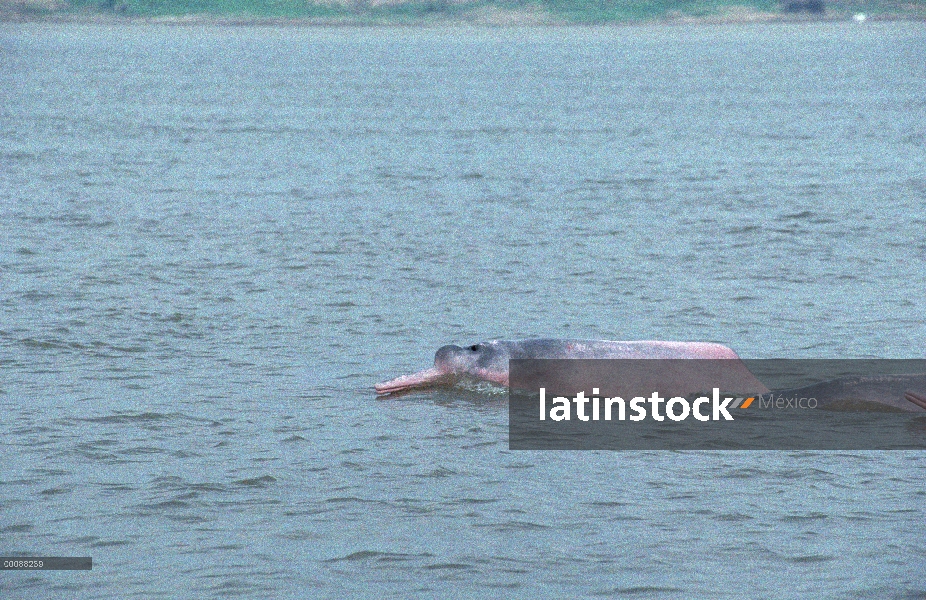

{"left": 375, "top": 339, "right": 926, "bottom": 412}
{"left": 374, "top": 339, "right": 760, "bottom": 395}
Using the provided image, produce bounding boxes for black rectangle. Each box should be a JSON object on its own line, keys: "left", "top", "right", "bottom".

{"left": 1, "top": 557, "right": 92, "bottom": 570}
{"left": 509, "top": 359, "right": 926, "bottom": 450}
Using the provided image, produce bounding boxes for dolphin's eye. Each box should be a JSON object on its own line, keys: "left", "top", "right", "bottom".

{"left": 469, "top": 344, "right": 481, "bottom": 352}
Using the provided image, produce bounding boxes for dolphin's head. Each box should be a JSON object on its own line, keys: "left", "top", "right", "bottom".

{"left": 435, "top": 342, "right": 511, "bottom": 380}
{"left": 375, "top": 341, "right": 511, "bottom": 395}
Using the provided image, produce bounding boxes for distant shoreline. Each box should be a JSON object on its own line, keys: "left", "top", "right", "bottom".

{"left": 0, "top": 0, "right": 926, "bottom": 27}
{"left": 3, "top": 1, "right": 924, "bottom": 26}
{"left": 4, "top": 14, "right": 925, "bottom": 26}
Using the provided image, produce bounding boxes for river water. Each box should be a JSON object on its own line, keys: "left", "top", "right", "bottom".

{"left": 2, "top": 21, "right": 925, "bottom": 598}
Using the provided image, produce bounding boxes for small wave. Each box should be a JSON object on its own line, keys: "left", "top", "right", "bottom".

{"left": 81, "top": 412, "right": 180, "bottom": 424}
{"left": 780, "top": 512, "right": 829, "bottom": 522}
{"left": 424, "top": 562, "right": 476, "bottom": 571}
{"left": 415, "top": 467, "right": 458, "bottom": 478}
{"left": 474, "top": 520, "right": 551, "bottom": 532}
{"left": 782, "top": 554, "right": 836, "bottom": 564}
{"left": 325, "top": 550, "right": 434, "bottom": 563}
{"left": 593, "top": 586, "right": 683, "bottom": 596}
{"left": 456, "top": 378, "right": 508, "bottom": 395}
{"left": 90, "top": 540, "right": 132, "bottom": 548}
{"left": 234, "top": 475, "right": 276, "bottom": 488}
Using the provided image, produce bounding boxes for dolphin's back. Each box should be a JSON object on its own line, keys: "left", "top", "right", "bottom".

{"left": 502, "top": 339, "right": 739, "bottom": 360}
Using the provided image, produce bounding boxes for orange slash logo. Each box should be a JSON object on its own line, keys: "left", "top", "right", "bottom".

{"left": 731, "top": 397, "right": 755, "bottom": 409}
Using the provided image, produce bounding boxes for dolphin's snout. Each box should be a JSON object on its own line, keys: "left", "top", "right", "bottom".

{"left": 374, "top": 367, "right": 456, "bottom": 395}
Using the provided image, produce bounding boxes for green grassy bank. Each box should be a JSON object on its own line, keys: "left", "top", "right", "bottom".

{"left": 2, "top": 0, "right": 924, "bottom": 24}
